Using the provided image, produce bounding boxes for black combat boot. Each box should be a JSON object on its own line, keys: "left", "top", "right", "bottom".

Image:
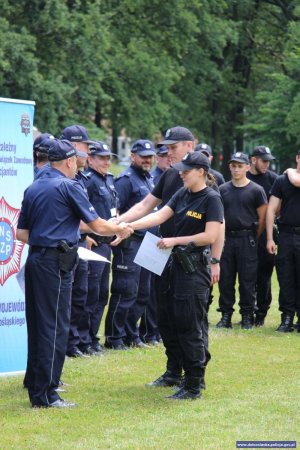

{"left": 173, "top": 368, "right": 206, "bottom": 392}
{"left": 167, "top": 375, "right": 201, "bottom": 400}
{"left": 241, "top": 314, "right": 254, "bottom": 330}
{"left": 145, "top": 370, "right": 182, "bottom": 387}
{"left": 254, "top": 313, "right": 266, "bottom": 327}
{"left": 276, "top": 314, "right": 294, "bottom": 332}
{"left": 216, "top": 313, "right": 232, "bottom": 328}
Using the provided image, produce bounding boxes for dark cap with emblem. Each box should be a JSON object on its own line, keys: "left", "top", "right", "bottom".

{"left": 228, "top": 152, "right": 250, "bottom": 164}
{"left": 251, "top": 146, "right": 275, "bottom": 161}
{"left": 156, "top": 145, "right": 168, "bottom": 156}
{"left": 131, "top": 139, "right": 156, "bottom": 156}
{"left": 88, "top": 141, "right": 112, "bottom": 157}
{"left": 60, "top": 125, "right": 95, "bottom": 144}
{"left": 159, "top": 126, "right": 195, "bottom": 145}
{"left": 33, "top": 133, "right": 55, "bottom": 153}
{"left": 48, "top": 139, "right": 81, "bottom": 161}
{"left": 195, "top": 143, "right": 212, "bottom": 157}
{"left": 173, "top": 152, "right": 210, "bottom": 172}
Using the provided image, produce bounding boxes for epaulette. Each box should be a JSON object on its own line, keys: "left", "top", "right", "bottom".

{"left": 115, "top": 169, "right": 133, "bottom": 180}
{"left": 78, "top": 171, "right": 91, "bottom": 180}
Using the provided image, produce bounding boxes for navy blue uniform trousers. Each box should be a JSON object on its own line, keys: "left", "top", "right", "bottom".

{"left": 25, "top": 248, "right": 72, "bottom": 406}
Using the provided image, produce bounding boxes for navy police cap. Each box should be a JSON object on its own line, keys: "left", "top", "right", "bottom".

{"left": 131, "top": 139, "right": 156, "bottom": 156}
{"left": 48, "top": 139, "right": 83, "bottom": 161}
{"left": 88, "top": 141, "right": 112, "bottom": 157}
{"left": 60, "top": 125, "right": 95, "bottom": 144}
{"left": 33, "top": 133, "right": 55, "bottom": 153}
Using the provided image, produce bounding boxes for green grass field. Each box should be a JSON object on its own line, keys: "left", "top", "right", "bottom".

{"left": 1, "top": 277, "right": 299, "bottom": 449}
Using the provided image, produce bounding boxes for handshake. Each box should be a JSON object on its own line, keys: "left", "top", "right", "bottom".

{"left": 112, "top": 219, "right": 134, "bottom": 245}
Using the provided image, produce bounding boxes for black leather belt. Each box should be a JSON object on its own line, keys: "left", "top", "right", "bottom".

{"left": 30, "top": 246, "right": 60, "bottom": 256}
{"left": 278, "top": 224, "right": 300, "bottom": 235}
{"left": 89, "top": 234, "right": 114, "bottom": 244}
{"left": 226, "top": 229, "right": 252, "bottom": 237}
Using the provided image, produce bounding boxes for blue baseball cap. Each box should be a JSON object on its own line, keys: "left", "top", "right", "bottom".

{"left": 156, "top": 145, "right": 168, "bottom": 156}
{"left": 60, "top": 125, "right": 94, "bottom": 144}
{"left": 88, "top": 141, "right": 112, "bottom": 156}
{"left": 48, "top": 139, "right": 83, "bottom": 161}
{"left": 131, "top": 140, "right": 156, "bottom": 156}
{"left": 33, "top": 133, "right": 55, "bottom": 153}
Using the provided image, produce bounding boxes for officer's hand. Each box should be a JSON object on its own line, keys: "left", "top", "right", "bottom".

{"left": 109, "top": 217, "right": 120, "bottom": 224}
{"left": 210, "top": 263, "right": 220, "bottom": 285}
{"left": 157, "top": 238, "right": 175, "bottom": 249}
{"left": 86, "top": 235, "right": 97, "bottom": 250}
{"left": 110, "top": 223, "right": 133, "bottom": 247}
{"left": 266, "top": 239, "right": 276, "bottom": 255}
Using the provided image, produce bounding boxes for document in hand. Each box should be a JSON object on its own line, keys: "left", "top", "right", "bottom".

{"left": 133, "top": 231, "right": 172, "bottom": 276}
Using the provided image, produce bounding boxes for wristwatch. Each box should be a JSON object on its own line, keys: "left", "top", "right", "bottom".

{"left": 210, "top": 257, "right": 221, "bottom": 264}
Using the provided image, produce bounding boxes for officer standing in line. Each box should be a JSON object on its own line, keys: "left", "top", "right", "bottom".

{"left": 83, "top": 141, "right": 119, "bottom": 352}
{"left": 139, "top": 145, "right": 170, "bottom": 345}
{"left": 247, "top": 146, "right": 278, "bottom": 326}
{"left": 127, "top": 152, "right": 224, "bottom": 399}
{"left": 195, "top": 143, "right": 225, "bottom": 186}
{"left": 16, "top": 139, "right": 132, "bottom": 408}
{"left": 114, "top": 126, "right": 224, "bottom": 391}
{"left": 33, "top": 132, "right": 55, "bottom": 177}
{"left": 266, "top": 149, "right": 300, "bottom": 332}
{"left": 59, "top": 125, "right": 98, "bottom": 357}
{"left": 104, "top": 139, "right": 156, "bottom": 349}
{"left": 216, "top": 152, "right": 267, "bottom": 329}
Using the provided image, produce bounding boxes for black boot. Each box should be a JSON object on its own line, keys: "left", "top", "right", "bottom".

{"left": 276, "top": 314, "right": 294, "bottom": 332}
{"left": 145, "top": 370, "right": 182, "bottom": 387}
{"left": 167, "top": 376, "right": 201, "bottom": 400}
{"left": 173, "top": 368, "right": 206, "bottom": 392}
{"left": 241, "top": 314, "right": 254, "bottom": 330}
{"left": 254, "top": 313, "right": 266, "bottom": 327}
{"left": 216, "top": 313, "right": 232, "bottom": 329}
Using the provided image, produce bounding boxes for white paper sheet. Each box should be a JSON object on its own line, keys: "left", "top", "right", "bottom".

{"left": 133, "top": 231, "right": 172, "bottom": 276}
{"left": 78, "top": 246, "right": 111, "bottom": 263}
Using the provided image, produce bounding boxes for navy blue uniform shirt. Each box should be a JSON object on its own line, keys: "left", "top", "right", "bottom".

{"left": 83, "top": 168, "right": 118, "bottom": 220}
{"left": 115, "top": 165, "right": 155, "bottom": 237}
{"left": 18, "top": 167, "right": 98, "bottom": 247}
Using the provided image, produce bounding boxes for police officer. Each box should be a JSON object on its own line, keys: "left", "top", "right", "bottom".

{"left": 150, "top": 145, "right": 171, "bottom": 184}
{"left": 17, "top": 139, "right": 131, "bottom": 408}
{"left": 60, "top": 125, "right": 97, "bottom": 357}
{"left": 83, "top": 141, "right": 118, "bottom": 352}
{"left": 104, "top": 139, "right": 156, "bottom": 349}
{"left": 115, "top": 126, "right": 224, "bottom": 390}
{"left": 217, "top": 152, "right": 268, "bottom": 329}
{"left": 33, "top": 132, "right": 55, "bottom": 177}
{"left": 128, "top": 152, "right": 224, "bottom": 399}
{"left": 266, "top": 149, "right": 300, "bottom": 332}
{"left": 247, "top": 146, "right": 278, "bottom": 326}
{"left": 195, "top": 143, "right": 225, "bottom": 186}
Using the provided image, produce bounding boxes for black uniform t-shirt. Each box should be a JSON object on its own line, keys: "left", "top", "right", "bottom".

{"left": 219, "top": 181, "right": 267, "bottom": 231}
{"left": 246, "top": 170, "right": 278, "bottom": 199}
{"left": 167, "top": 186, "right": 224, "bottom": 239}
{"left": 270, "top": 174, "right": 300, "bottom": 226}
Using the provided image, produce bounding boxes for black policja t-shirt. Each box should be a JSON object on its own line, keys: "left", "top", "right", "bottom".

{"left": 167, "top": 186, "right": 224, "bottom": 239}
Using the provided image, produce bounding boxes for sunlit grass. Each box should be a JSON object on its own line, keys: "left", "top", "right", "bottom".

{"left": 0, "top": 276, "right": 299, "bottom": 449}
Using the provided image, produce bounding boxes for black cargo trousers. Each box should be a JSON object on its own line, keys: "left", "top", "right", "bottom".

{"left": 155, "top": 255, "right": 210, "bottom": 378}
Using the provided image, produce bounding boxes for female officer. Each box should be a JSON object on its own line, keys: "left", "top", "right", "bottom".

{"left": 128, "top": 151, "right": 224, "bottom": 400}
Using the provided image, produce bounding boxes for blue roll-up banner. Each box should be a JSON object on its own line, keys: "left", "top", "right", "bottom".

{"left": 0, "top": 97, "right": 35, "bottom": 376}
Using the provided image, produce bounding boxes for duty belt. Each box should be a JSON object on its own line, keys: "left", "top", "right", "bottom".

{"left": 30, "top": 246, "right": 60, "bottom": 256}
{"left": 89, "top": 234, "right": 114, "bottom": 244}
{"left": 226, "top": 229, "right": 252, "bottom": 237}
{"left": 278, "top": 224, "right": 300, "bottom": 235}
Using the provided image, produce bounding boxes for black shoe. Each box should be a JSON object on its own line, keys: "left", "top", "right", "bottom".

{"left": 130, "top": 341, "right": 149, "bottom": 348}
{"left": 255, "top": 313, "right": 266, "bottom": 327}
{"left": 92, "top": 343, "right": 104, "bottom": 353}
{"left": 66, "top": 347, "right": 89, "bottom": 358}
{"left": 241, "top": 315, "right": 254, "bottom": 330}
{"left": 104, "top": 341, "right": 128, "bottom": 350}
{"left": 145, "top": 339, "right": 160, "bottom": 346}
{"left": 81, "top": 345, "right": 101, "bottom": 356}
{"left": 216, "top": 313, "right": 232, "bottom": 329}
{"left": 167, "top": 387, "right": 201, "bottom": 400}
{"left": 276, "top": 314, "right": 294, "bottom": 332}
{"left": 145, "top": 371, "right": 182, "bottom": 388}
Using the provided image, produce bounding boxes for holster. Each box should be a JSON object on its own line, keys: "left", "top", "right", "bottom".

{"left": 174, "top": 243, "right": 210, "bottom": 274}
{"left": 57, "top": 240, "right": 78, "bottom": 272}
